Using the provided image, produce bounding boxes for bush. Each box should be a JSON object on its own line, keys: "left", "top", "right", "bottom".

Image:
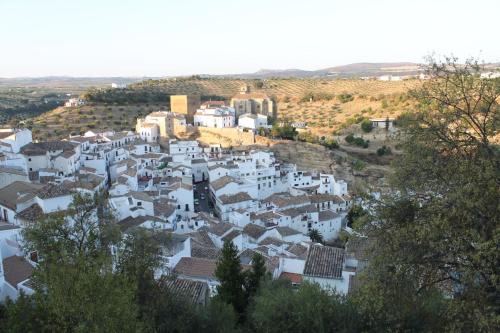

{"left": 377, "top": 145, "right": 392, "bottom": 156}
{"left": 361, "top": 119, "right": 373, "bottom": 133}
{"left": 345, "top": 133, "right": 355, "bottom": 144}
{"left": 323, "top": 138, "right": 339, "bottom": 149}
{"left": 337, "top": 93, "right": 354, "bottom": 103}
{"left": 345, "top": 134, "right": 369, "bottom": 148}
{"left": 297, "top": 131, "right": 318, "bottom": 144}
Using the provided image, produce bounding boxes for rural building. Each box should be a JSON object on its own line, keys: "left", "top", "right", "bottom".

{"left": 230, "top": 85, "right": 275, "bottom": 117}
{"left": 170, "top": 95, "right": 201, "bottom": 122}
{"left": 369, "top": 117, "right": 395, "bottom": 129}
{"left": 238, "top": 113, "right": 268, "bottom": 130}
{"left": 194, "top": 106, "right": 235, "bottom": 128}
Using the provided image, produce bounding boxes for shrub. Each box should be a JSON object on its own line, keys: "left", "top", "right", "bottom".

{"left": 346, "top": 134, "right": 369, "bottom": 148}
{"left": 337, "top": 93, "right": 354, "bottom": 103}
{"left": 361, "top": 119, "right": 373, "bottom": 133}
{"left": 377, "top": 145, "right": 392, "bottom": 156}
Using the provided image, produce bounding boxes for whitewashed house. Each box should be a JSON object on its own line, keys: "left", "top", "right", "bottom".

{"left": 194, "top": 106, "right": 235, "bottom": 128}
{"left": 238, "top": 113, "right": 268, "bottom": 130}
{"left": 302, "top": 245, "right": 355, "bottom": 295}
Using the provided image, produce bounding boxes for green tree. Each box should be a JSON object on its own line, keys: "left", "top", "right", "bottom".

{"left": 9, "top": 193, "right": 142, "bottom": 332}
{"left": 346, "top": 204, "right": 367, "bottom": 229}
{"left": 215, "top": 241, "right": 246, "bottom": 315}
{"left": 360, "top": 119, "right": 373, "bottom": 133}
{"left": 244, "top": 253, "right": 268, "bottom": 301}
{"left": 363, "top": 57, "right": 499, "bottom": 331}
{"left": 307, "top": 229, "right": 324, "bottom": 244}
{"left": 250, "top": 281, "right": 363, "bottom": 333}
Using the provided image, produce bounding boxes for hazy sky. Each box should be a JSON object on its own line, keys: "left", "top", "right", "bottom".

{"left": 1, "top": 0, "right": 499, "bottom": 77}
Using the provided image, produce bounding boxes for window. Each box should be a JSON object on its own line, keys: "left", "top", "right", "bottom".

{"left": 137, "top": 201, "right": 142, "bottom": 206}
{"left": 28, "top": 158, "right": 31, "bottom": 161}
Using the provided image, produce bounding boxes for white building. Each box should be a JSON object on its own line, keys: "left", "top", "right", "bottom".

{"left": 238, "top": 113, "right": 268, "bottom": 130}
{"left": 138, "top": 123, "right": 160, "bottom": 143}
{"left": 194, "top": 106, "right": 235, "bottom": 128}
{"left": 64, "top": 98, "right": 85, "bottom": 107}
{"left": 0, "top": 223, "right": 35, "bottom": 302}
{"left": 302, "top": 245, "right": 355, "bottom": 295}
{"left": 169, "top": 140, "right": 203, "bottom": 162}
{"left": 136, "top": 111, "right": 186, "bottom": 139}
{"left": 0, "top": 128, "right": 33, "bottom": 154}
{"left": 370, "top": 117, "right": 395, "bottom": 129}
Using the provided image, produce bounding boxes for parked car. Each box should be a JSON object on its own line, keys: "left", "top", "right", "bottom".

{"left": 194, "top": 199, "right": 199, "bottom": 205}
{"left": 201, "top": 194, "right": 205, "bottom": 200}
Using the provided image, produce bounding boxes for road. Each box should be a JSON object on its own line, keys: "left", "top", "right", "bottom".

{"left": 193, "top": 180, "right": 212, "bottom": 213}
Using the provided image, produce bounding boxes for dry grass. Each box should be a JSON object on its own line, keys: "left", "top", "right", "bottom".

{"left": 31, "top": 103, "right": 167, "bottom": 140}
{"left": 31, "top": 78, "right": 419, "bottom": 140}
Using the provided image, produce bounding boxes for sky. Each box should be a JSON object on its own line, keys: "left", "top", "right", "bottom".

{"left": 1, "top": 0, "right": 499, "bottom": 77}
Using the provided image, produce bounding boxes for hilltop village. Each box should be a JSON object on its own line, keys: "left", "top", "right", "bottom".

{"left": 0, "top": 87, "right": 368, "bottom": 303}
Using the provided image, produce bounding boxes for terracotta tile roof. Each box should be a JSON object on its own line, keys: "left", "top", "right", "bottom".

{"left": 2, "top": 256, "right": 34, "bottom": 288}
{"left": 259, "top": 237, "right": 286, "bottom": 247}
{"left": 304, "top": 245, "right": 345, "bottom": 279}
{"left": 174, "top": 257, "right": 218, "bottom": 280}
{"left": 191, "top": 245, "right": 221, "bottom": 260}
{"left": 154, "top": 198, "right": 176, "bottom": 217}
{"left": 206, "top": 221, "right": 233, "bottom": 237}
{"left": 310, "top": 194, "right": 345, "bottom": 204}
{"left": 275, "top": 226, "right": 301, "bottom": 237}
{"left": 286, "top": 243, "right": 309, "bottom": 259}
{"left": 0, "top": 166, "right": 27, "bottom": 176}
{"left": 16, "top": 204, "right": 44, "bottom": 222}
{"left": 250, "top": 211, "right": 280, "bottom": 222}
{"left": 36, "top": 183, "right": 74, "bottom": 199}
{"left": 117, "top": 215, "right": 164, "bottom": 232}
{"left": 318, "top": 210, "right": 341, "bottom": 221}
{"left": 189, "top": 229, "right": 216, "bottom": 248}
{"left": 232, "top": 92, "right": 270, "bottom": 100}
{"left": 210, "top": 175, "right": 238, "bottom": 191}
{"left": 201, "top": 101, "right": 226, "bottom": 107}
{"left": 0, "top": 181, "right": 43, "bottom": 210}
{"left": 280, "top": 272, "right": 303, "bottom": 284}
{"left": 243, "top": 223, "right": 267, "bottom": 240}
{"left": 345, "top": 236, "right": 374, "bottom": 262}
{"left": 129, "top": 191, "right": 153, "bottom": 202}
{"left": 21, "top": 141, "right": 76, "bottom": 156}
{"left": 264, "top": 193, "right": 310, "bottom": 208}
{"left": 218, "top": 192, "right": 252, "bottom": 205}
{"left": 158, "top": 277, "right": 208, "bottom": 304}
{"left": 221, "top": 230, "right": 241, "bottom": 242}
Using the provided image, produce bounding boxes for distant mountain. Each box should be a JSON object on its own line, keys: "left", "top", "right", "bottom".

{"left": 214, "top": 62, "right": 423, "bottom": 79}
{"left": 0, "top": 76, "right": 147, "bottom": 88}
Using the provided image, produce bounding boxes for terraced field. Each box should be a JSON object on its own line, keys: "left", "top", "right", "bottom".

{"left": 31, "top": 103, "right": 166, "bottom": 140}
{"left": 132, "top": 78, "right": 418, "bottom": 136}
{"left": 30, "top": 78, "right": 419, "bottom": 140}
{"left": 133, "top": 77, "right": 417, "bottom": 98}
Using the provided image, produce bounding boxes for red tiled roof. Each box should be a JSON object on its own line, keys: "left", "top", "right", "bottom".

{"left": 280, "top": 272, "right": 302, "bottom": 284}
{"left": 232, "top": 92, "right": 270, "bottom": 100}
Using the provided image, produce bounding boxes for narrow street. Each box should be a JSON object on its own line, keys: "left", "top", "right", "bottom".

{"left": 193, "top": 180, "right": 211, "bottom": 213}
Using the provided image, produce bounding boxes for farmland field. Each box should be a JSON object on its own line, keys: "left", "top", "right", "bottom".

{"left": 28, "top": 77, "right": 419, "bottom": 139}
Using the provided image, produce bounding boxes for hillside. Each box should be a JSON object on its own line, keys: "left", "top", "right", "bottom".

{"left": 221, "top": 62, "right": 422, "bottom": 78}
{"left": 30, "top": 78, "right": 418, "bottom": 139}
